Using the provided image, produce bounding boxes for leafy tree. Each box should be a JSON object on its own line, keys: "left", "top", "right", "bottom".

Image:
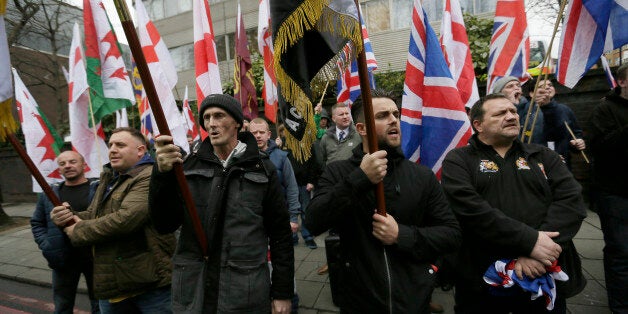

{"left": 463, "top": 13, "right": 493, "bottom": 82}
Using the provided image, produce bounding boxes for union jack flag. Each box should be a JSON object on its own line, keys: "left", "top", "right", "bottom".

{"left": 486, "top": 0, "right": 529, "bottom": 93}
{"left": 336, "top": 15, "right": 377, "bottom": 106}
{"left": 400, "top": 0, "right": 472, "bottom": 179}
{"left": 130, "top": 58, "right": 154, "bottom": 143}
{"left": 556, "top": 0, "right": 628, "bottom": 88}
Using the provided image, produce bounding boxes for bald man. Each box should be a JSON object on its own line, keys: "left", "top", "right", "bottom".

{"left": 31, "top": 151, "right": 100, "bottom": 313}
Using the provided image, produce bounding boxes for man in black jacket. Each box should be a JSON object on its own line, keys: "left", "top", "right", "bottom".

{"left": 442, "top": 93, "right": 587, "bottom": 313}
{"left": 149, "top": 94, "right": 294, "bottom": 314}
{"left": 589, "top": 63, "right": 628, "bottom": 314}
{"left": 306, "top": 89, "right": 461, "bottom": 313}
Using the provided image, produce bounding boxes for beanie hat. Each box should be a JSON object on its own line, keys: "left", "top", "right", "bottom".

{"left": 492, "top": 76, "right": 519, "bottom": 93}
{"left": 198, "top": 94, "right": 244, "bottom": 130}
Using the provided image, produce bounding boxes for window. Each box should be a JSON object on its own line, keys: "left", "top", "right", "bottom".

{"left": 170, "top": 44, "right": 194, "bottom": 71}
{"left": 144, "top": 0, "right": 193, "bottom": 20}
{"left": 362, "top": 0, "right": 390, "bottom": 33}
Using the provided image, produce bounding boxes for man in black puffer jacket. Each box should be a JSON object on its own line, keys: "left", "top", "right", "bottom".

{"left": 306, "top": 90, "right": 462, "bottom": 313}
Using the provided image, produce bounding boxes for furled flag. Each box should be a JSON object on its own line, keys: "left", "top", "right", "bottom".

{"left": 400, "top": 0, "right": 472, "bottom": 178}
{"left": 234, "top": 4, "right": 258, "bottom": 120}
{"left": 271, "top": 0, "right": 362, "bottom": 160}
{"left": 194, "top": 0, "right": 222, "bottom": 139}
{"left": 83, "top": 0, "right": 134, "bottom": 126}
{"left": 600, "top": 56, "right": 617, "bottom": 89}
{"left": 557, "top": 0, "right": 628, "bottom": 88}
{"left": 136, "top": 0, "right": 188, "bottom": 153}
{"left": 181, "top": 85, "right": 199, "bottom": 142}
{"left": 68, "top": 22, "right": 108, "bottom": 178}
{"left": 0, "top": 0, "right": 17, "bottom": 140}
{"left": 336, "top": 13, "right": 377, "bottom": 106}
{"left": 486, "top": 0, "right": 529, "bottom": 93}
{"left": 440, "top": 0, "right": 479, "bottom": 108}
{"left": 130, "top": 58, "right": 152, "bottom": 139}
{"left": 13, "top": 68, "right": 64, "bottom": 192}
{"left": 258, "top": 0, "right": 278, "bottom": 123}
{"left": 115, "top": 108, "right": 129, "bottom": 128}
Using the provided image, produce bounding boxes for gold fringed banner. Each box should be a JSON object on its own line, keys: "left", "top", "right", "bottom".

{"left": 0, "top": 98, "right": 18, "bottom": 142}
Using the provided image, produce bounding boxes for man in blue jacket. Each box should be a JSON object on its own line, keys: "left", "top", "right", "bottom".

{"left": 31, "top": 150, "right": 100, "bottom": 313}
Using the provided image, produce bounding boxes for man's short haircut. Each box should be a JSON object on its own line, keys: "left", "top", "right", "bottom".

{"left": 250, "top": 117, "right": 270, "bottom": 130}
{"left": 469, "top": 93, "right": 510, "bottom": 133}
{"left": 111, "top": 127, "right": 148, "bottom": 147}
{"left": 58, "top": 149, "right": 85, "bottom": 163}
{"left": 331, "top": 103, "right": 349, "bottom": 116}
{"left": 351, "top": 89, "right": 398, "bottom": 123}
{"left": 617, "top": 63, "right": 628, "bottom": 81}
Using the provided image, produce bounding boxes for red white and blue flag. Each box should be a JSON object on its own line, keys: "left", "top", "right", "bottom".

{"left": 130, "top": 57, "right": 154, "bottom": 142}
{"left": 400, "top": 0, "right": 472, "bottom": 178}
{"left": 557, "top": 0, "right": 628, "bottom": 88}
{"left": 486, "top": 0, "right": 529, "bottom": 93}
{"left": 600, "top": 56, "right": 618, "bottom": 89}
{"left": 440, "top": 0, "right": 479, "bottom": 108}
{"left": 336, "top": 15, "right": 377, "bottom": 106}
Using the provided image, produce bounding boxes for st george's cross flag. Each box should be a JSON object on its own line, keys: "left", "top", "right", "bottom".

{"left": 136, "top": 0, "right": 188, "bottom": 153}
{"left": 181, "top": 85, "right": 199, "bottom": 142}
{"left": 258, "top": 0, "right": 278, "bottom": 123}
{"left": 400, "top": 0, "right": 472, "bottom": 178}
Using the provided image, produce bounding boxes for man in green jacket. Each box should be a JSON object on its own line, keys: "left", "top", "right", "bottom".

{"left": 52, "top": 127, "right": 176, "bottom": 313}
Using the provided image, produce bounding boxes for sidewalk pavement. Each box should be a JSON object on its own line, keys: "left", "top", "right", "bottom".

{"left": 0, "top": 203, "right": 610, "bottom": 313}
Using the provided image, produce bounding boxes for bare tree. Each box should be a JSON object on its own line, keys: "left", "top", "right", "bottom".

{"left": 6, "top": 0, "right": 80, "bottom": 136}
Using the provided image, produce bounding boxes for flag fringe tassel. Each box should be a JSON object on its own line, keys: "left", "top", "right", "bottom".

{"left": 0, "top": 98, "right": 18, "bottom": 142}
{"left": 273, "top": 0, "right": 362, "bottom": 161}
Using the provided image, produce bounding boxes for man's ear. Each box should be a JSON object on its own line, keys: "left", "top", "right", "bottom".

{"left": 472, "top": 120, "right": 482, "bottom": 133}
{"left": 355, "top": 122, "right": 367, "bottom": 136}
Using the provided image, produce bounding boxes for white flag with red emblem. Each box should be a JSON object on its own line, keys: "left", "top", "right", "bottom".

{"left": 440, "top": 0, "right": 479, "bottom": 108}
{"left": 13, "top": 68, "right": 64, "bottom": 192}
{"left": 181, "top": 85, "right": 199, "bottom": 142}
{"left": 257, "top": 0, "right": 278, "bottom": 123}
{"left": 194, "top": 0, "right": 222, "bottom": 138}
{"left": 136, "top": 0, "right": 188, "bottom": 153}
{"left": 68, "top": 22, "right": 108, "bottom": 179}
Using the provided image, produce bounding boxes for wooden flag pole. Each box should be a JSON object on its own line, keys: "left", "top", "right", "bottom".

{"left": 522, "top": 0, "right": 567, "bottom": 143}
{"left": 564, "top": 121, "right": 590, "bottom": 164}
{"left": 111, "top": 0, "right": 209, "bottom": 257}
{"left": 354, "top": 0, "right": 386, "bottom": 216}
{"left": 6, "top": 133, "right": 61, "bottom": 206}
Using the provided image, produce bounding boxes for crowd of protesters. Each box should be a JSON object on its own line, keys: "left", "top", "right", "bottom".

{"left": 31, "top": 64, "right": 627, "bottom": 313}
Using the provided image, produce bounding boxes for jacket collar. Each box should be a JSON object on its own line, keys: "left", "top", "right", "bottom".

{"left": 468, "top": 134, "right": 544, "bottom": 157}
{"left": 196, "top": 131, "right": 260, "bottom": 166}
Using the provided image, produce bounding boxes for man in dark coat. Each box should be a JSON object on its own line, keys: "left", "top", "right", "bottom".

{"left": 149, "top": 94, "right": 294, "bottom": 314}
{"left": 306, "top": 89, "right": 462, "bottom": 313}
{"left": 442, "top": 93, "right": 587, "bottom": 313}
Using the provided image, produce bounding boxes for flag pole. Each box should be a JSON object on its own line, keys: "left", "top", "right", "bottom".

{"left": 6, "top": 133, "right": 62, "bottom": 206}
{"left": 521, "top": 0, "right": 567, "bottom": 142}
{"left": 354, "top": 0, "right": 386, "bottom": 216}
{"left": 563, "top": 121, "right": 590, "bottom": 163}
{"left": 111, "top": 0, "right": 209, "bottom": 258}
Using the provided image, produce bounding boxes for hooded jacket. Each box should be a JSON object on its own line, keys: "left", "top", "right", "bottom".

{"left": 70, "top": 155, "right": 176, "bottom": 300}
{"left": 149, "top": 132, "right": 294, "bottom": 313}
{"left": 306, "top": 145, "right": 461, "bottom": 313}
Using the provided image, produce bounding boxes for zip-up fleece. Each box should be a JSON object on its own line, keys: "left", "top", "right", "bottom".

{"left": 306, "top": 145, "right": 461, "bottom": 313}
{"left": 441, "top": 135, "right": 587, "bottom": 298}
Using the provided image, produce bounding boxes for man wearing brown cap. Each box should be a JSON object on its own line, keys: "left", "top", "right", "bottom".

{"left": 149, "top": 94, "right": 294, "bottom": 313}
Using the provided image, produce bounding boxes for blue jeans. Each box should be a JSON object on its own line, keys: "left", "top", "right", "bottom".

{"left": 99, "top": 285, "right": 172, "bottom": 314}
{"left": 295, "top": 185, "right": 313, "bottom": 241}
{"left": 597, "top": 192, "right": 628, "bottom": 313}
{"left": 52, "top": 261, "right": 99, "bottom": 313}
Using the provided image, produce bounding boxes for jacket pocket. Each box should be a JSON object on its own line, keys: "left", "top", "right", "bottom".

{"left": 171, "top": 256, "right": 206, "bottom": 313}
{"left": 217, "top": 259, "right": 270, "bottom": 313}
{"left": 113, "top": 251, "right": 159, "bottom": 293}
